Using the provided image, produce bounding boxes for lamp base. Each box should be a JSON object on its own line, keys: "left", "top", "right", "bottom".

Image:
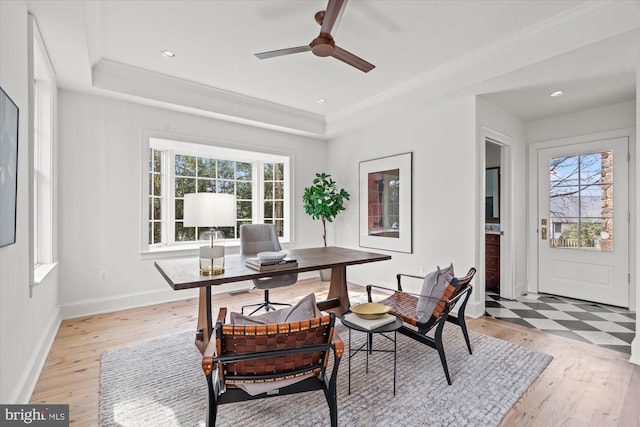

{"left": 200, "top": 265, "right": 225, "bottom": 276}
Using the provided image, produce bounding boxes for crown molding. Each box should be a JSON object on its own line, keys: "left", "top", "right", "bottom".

{"left": 92, "top": 59, "right": 326, "bottom": 136}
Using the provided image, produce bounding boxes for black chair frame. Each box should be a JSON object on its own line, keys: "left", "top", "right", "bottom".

{"left": 366, "top": 268, "right": 475, "bottom": 385}
{"left": 202, "top": 308, "right": 342, "bottom": 427}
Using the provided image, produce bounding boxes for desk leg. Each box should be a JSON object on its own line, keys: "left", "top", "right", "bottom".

{"left": 327, "top": 266, "right": 350, "bottom": 315}
{"left": 195, "top": 286, "right": 212, "bottom": 354}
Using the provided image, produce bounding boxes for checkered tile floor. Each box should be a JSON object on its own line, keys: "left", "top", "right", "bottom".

{"left": 485, "top": 292, "right": 636, "bottom": 354}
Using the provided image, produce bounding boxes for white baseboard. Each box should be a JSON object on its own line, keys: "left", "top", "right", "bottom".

{"left": 466, "top": 299, "right": 485, "bottom": 319}
{"left": 630, "top": 337, "right": 640, "bottom": 365}
{"left": 60, "top": 282, "right": 253, "bottom": 320}
{"left": 9, "top": 307, "right": 61, "bottom": 404}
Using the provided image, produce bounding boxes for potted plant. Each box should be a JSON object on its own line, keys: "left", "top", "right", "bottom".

{"left": 303, "top": 172, "right": 350, "bottom": 280}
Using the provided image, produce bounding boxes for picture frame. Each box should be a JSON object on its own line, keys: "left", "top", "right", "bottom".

{"left": 359, "top": 152, "right": 412, "bottom": 253}
{"left": 0, "top": 86, "right": 19, "bottom": 248}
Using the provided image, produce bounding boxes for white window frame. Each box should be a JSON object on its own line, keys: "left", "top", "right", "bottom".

{"left": 140, "top": 135, "right": 292, "bottom": 257}
{"left": 29, "top": 15, "right": 57, "bottom": 289}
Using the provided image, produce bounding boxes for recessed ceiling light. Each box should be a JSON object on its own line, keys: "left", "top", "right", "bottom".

{"left": 317, "top": 98, "right": 326, "bottom": 104}
{"left": 161, "top": 50, "right": 175, "bottom": 58}
{"left": 550, "top": 90, "right": 565, "bottom": 97}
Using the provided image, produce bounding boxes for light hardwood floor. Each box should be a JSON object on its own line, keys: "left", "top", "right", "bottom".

{"left": 30, "top": 279, "right": 640, "bottom": 426}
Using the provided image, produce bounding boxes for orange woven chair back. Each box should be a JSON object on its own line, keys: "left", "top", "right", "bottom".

{"left": 218, "top": 316, "right": 334, "bottom": 377}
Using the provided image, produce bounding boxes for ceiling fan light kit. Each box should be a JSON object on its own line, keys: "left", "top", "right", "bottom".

{"left": 255, "top": 0, "right": 375, "bottom": 73}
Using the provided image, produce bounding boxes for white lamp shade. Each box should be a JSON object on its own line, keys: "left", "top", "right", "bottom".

{"left": 183, "top": 193, "right": 237, "bottom": 227}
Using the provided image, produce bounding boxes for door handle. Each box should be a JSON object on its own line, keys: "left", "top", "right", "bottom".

{"left": 541, "top": 227, "right": 547, "bottom": 240}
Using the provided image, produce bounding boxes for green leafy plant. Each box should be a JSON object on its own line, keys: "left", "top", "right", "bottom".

{"left": 302, "top": 173, "right": 350, "bottom": 247}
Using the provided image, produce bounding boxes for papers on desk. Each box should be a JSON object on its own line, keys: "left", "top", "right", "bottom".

{"left": 343, "top": 313, "right": 396, "bottom": 330}
{"left": 245, "top": 257, "right": 298, "bottom": 272}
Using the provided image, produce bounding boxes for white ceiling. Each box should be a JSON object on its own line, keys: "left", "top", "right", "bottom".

{"left": 26, "top": 0, "right": 639, "bottom": 137}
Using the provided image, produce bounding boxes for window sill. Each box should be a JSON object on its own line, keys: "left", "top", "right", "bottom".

{"left": 34, "top": 262, "right": 58, "bottom": 285}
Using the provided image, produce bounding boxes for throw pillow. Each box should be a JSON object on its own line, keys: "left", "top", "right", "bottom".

{"left": 416, "top": 263, "right": 455, "bottom": 324}
{"left": 230, "top": 293, "right": 319, "bottom": 325}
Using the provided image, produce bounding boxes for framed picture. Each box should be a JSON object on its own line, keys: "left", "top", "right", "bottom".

{"left": 0, "top": 86, "right": 19, "bottom": 248}
{"left": 359, "top": 152, "right": 412, "bottom": 253}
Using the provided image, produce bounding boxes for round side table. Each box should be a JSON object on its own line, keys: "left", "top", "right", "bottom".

{"left": 340, "top": 311, "right": 403, "bottom": 395}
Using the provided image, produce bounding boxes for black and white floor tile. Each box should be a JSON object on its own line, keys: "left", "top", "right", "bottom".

{"left": 485, "top": 292, "right": 636, "bottom": 354}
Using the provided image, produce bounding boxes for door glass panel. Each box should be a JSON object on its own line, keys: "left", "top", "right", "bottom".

{"left": 549, "top": 151, "right": 613, "bottom": 252}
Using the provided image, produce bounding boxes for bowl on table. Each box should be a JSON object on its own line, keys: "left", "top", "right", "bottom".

{"left": 350, "top": 302, "right": 392, "bottom": 320}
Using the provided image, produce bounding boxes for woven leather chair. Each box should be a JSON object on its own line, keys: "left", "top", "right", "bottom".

{"left": 202, "top": 308, "right": 344, "bottom": 427}
{"left": 240, "top": 223, "right": 298, "bottom": 315}
{"left": 366, "top": 267, "right": 476, "bottom": 385}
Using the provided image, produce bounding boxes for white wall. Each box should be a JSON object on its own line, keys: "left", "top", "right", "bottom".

{"left": 57, "top": 91, "right": 327, "bottom": 316}
{"left": 0, "top": 0, "right": 61, "bottom": 403}
{"left": 526, "top": 101, "right": 636, "bottom": 143}
{"left": 326, "top": 97, "right": 477, "bottom": 297}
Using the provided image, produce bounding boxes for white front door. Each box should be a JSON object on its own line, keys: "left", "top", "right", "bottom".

{"left": 537, "top": 137, "right": 629, "bottom": 307}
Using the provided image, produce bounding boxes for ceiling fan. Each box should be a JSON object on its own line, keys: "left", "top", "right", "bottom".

{"left": 254, "top": 0, "right": 375, "bottom": 73}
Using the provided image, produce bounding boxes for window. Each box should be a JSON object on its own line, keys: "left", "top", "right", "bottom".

{"left": 30, "top": 15, "right": 56, "bottom": 280}
{"left": 143, "top": 137, "right": 291, "bottom": 253}
{"left": 549, "top": 151, "right": 613, "bottom": 251}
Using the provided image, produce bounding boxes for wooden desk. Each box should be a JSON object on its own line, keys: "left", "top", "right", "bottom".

{"left": 155, "top": 246, "right": 391, "bottom": 353}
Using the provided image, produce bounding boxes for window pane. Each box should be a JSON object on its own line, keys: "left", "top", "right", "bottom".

{"left": 148, "top": 196, "right": 153, "bottom": 220}
{"left": 153, "top": 174, "right": 161, "bottom": 196}
{"left": 218, "top": 226, "right": 235, "bottom": 239}
{"left": 153, "top": 149, "right": 161, "bottom": 172}
{"left": 175, "top": 223, "right": 195, "bottom": 241}
{"left": 154, "top": 198, "right": 161, "bottom": 220}
{"left": 264, "top": 201, "right": 273, "bottom": 218}
{"left": 238, "top": 201, "right": 252, "bottom": 219}
{"left": 175, "top": 155, "right": 196, "bottom": 176}
{"left": 218, "top": 160, "right": 234, "bottom": 179}
{"left": 264, "top": 163, "right": 273, "bottom": 180}
{"left": 550, "top": 185, "right": 579, "bottom": 217}
{"left": 218, "top": 180, "right": 234, "bottom": 194}
{"left": 175, "top": 198, "right": 183, "bottom": 220}
{"left": 274, "top": 163, "right": 284, "bottom": 180}
{"left": 580, "top": 219, "right": 603, "bottom": 250}
{"left": 550, "top": 155, "right": 579, "bottom": 187}
{"left": 579, "top": 152, "right": 603, "bottom": 185}
{"left": 274, "top": 182, "right": 283, "bottom": 199}
{"left": 264, "top": 182, "right": 273, "bottom": 198}
{"left": 153, "top": 222, "right": 162, "bottom": 244}
{"left": 175, "top": 177, "right": 196, "bottom": 197}
{"left": 274, "top": 200, "right": 284, "bottom": 218}
{"left": 237, "top": 181, "right": 252, "bottom": 199}
{"left": 274, "top": 220, "right": 284, "bottom": 237}
{"left": 551, "top": 221, "right": 579, "bottom": 248}
{"left": 237, "top": 162, "right": 252, "bottom": 180}
{"left": 197, "top": 178, "right": 216, "bottom": 193}
{"left": 198, "top": 157, "right": 216, "bottom": 178}
{"left": 580, "top": 184, "right": 612, "bottom": 217}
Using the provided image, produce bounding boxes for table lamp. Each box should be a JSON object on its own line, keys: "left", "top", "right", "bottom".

{"left": 183, "top": 193, "right": 236, "bottom": 275}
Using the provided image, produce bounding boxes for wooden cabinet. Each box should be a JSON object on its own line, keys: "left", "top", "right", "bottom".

{"left": 485, "top": 233, "right": 500, "bottom": 290}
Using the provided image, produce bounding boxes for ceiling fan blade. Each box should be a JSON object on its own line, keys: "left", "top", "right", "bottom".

{"left": 320, "top": 0, "right": 347, "bottom": 34}
{"left": 331, "top": 46, "right": 375, "bottom": 73}
{"left": 255, "top": 45, "right": 311, "bottom": 60}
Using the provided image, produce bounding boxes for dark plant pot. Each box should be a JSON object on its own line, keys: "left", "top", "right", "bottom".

{"left": 319, "top": 268, "right": 332, "bottom": 282}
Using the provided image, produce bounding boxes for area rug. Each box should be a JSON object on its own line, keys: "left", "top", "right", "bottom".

{"left": 100, "top": 323, "right": 552, "bottom": 427}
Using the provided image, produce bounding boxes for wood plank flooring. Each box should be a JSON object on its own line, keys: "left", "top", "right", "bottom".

{"left": 30, "top": 280, "right": 640, "bottom": 426}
